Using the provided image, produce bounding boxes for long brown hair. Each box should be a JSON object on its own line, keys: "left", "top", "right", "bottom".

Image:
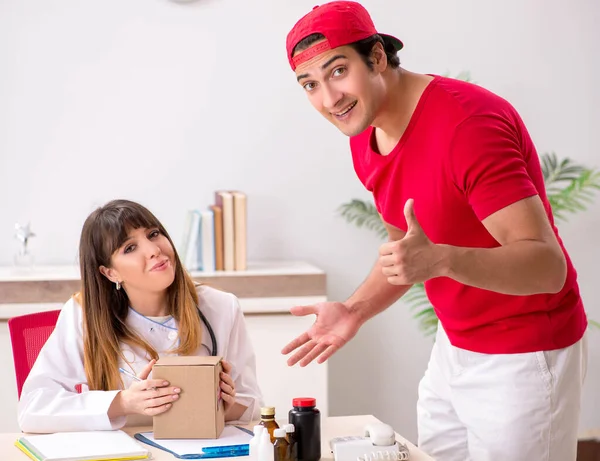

{"left": 77, "top": 199, "right": 202, "bottom": 391}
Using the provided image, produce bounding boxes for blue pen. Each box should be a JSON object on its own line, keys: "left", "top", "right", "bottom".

{"left": 119, "top": 367, "right": 142, "bottom": 382}
{"left": 178, "top": 449, "right": 249, "bottom": 459}
{"left": 119, "top": 367, "right": 158, "bottom": 391}
{"left": 203, "top": 445, "right": 249, "bottom": 453}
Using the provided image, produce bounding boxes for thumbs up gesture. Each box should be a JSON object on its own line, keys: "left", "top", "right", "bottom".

{"left": 379, "top": 199, "right": 444, "bottom": 285}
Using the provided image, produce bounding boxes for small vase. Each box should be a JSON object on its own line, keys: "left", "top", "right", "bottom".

{"left": 14, "top": 249, "right": 34, "bottom": 268}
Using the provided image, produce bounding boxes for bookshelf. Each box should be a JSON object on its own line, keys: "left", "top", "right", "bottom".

{"left": 0, "top": 260, "right": 326, "bottom": 307}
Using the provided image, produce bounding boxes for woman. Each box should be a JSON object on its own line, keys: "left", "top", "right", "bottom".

{"left": 17, "top": 199, "right": 263, "bottom": 433}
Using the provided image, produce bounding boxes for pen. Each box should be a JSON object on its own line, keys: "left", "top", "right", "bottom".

{"left": 203, "top": 445, "right": 250, "bottom": 453}
{"left": 119, "top": 367, "right": 142, "bottom": 382}
{"left": 179, "top": 450, "right": 249, "bottom": 460}
{"left": 119, "top": 367, "right": 159, "bottom": 391}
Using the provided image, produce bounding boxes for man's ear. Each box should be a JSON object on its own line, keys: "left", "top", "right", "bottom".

{"left": 370, "top": 42, "right": 388, "bottom": 72}
{"left": 99, "top": 265, "right": 120, "bottom": 284}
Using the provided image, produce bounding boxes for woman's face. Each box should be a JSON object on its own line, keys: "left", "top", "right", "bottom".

{"left": 101, "top": 226, "right": 176, "bottom": 295}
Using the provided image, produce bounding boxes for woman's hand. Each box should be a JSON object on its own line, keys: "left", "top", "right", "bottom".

{"left": 219, "top": 360, "right": 236, "bottom": 414}
{"left": 220, "top": 360, "right": 248, "bottom": 421}
{"left": 108, "top": 360, "right": 181, "bottom": 418}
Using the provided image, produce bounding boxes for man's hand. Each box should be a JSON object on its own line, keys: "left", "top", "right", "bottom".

{"left": 281, "top": 302, "right": 363, "bottom": 366}
{"left": 379, "top": 199, "right": 445, "bottom": 285}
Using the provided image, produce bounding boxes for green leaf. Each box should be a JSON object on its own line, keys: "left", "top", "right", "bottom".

{"left": 542, "top": 152, "right": 588, "bottom": 185}
{"left": 588, "top": 319, "right": 600, "bottom": 330}
{"left": 544, "top": 165, "right": 600, "bottom": 222}
{"left": 442, "top": 70, "right": 475, "bottom": 83}
{"left": 337, "top": 199, "right": 387, "bottom": 239}
{"left": 403, "top": 284, "right": 439, "bottom": 337}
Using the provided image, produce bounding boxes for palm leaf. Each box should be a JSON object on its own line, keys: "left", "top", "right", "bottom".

{"left": 541, "top": 152, "right": 587, "bottom": 186}
{"left": 443, "top": 70, "right": 474, "bottom": 83}
{"left": 543, "top": 159, "right": 600, "bottom": 222}
{"left": 412, "top": 308, "right": 439, "bottom": 338}
{"left": 338, "top": 199, "right": 387, "bottom": 239}
{"left": 405, "top": 283, "right": 439, "bottom": 337}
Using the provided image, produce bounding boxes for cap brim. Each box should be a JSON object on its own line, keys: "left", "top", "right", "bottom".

{"left": 380, "top": 34, "right": 403, "bottom": 52}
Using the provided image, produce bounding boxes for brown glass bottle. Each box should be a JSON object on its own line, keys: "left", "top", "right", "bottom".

{"left": 258, "top": 406, "right": 280, "bottom": 443}
{"left": 285, "top": 424, "right": 298, "bottom": 461}
{"left": 274, "top": 428, "right": 290, "bottom": 461}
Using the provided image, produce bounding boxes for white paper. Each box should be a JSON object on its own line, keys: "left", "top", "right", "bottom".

{"left": 138, "top": 425, "right": 252, "bottom": 456}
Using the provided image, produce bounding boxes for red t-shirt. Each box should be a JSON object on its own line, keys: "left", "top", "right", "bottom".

{"left": 350, "top": 75, "right": 587, "bottom": 354}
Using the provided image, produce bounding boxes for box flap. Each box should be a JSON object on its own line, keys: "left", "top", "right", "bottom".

{"left": 155, "top": 356, "right": 223, "bottom": 367}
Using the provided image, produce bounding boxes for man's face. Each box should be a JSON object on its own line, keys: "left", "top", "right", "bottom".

{"left": 294, "top": 43, "right": 386, "bottom": 137}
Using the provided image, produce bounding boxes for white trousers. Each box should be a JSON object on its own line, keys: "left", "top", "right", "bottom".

{"left": 417, "top": 324, "right": 588, "bottom": 461}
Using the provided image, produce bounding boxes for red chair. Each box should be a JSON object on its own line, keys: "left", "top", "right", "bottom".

{"left": 8, "top": 310, "right": 61, "bottom": 399}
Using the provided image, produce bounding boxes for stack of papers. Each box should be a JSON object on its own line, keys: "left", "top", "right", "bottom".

{"left": 15, "top": 430, "right": 149, "bottom": 461}
{"left": 134, "top": 425, "right": 253, "bottom": 459}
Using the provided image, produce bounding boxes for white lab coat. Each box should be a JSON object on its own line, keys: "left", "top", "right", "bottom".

{"left": 17, "top": 285, "right": 263, "bottom": 433}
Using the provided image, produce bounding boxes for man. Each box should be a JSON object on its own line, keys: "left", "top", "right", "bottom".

{"left": 281, "top": 2, "right": 588, "bottom": 460}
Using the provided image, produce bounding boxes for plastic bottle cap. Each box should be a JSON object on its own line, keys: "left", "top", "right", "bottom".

{"left": 261, "top": 406, "right": 276, "bottom": 416}
{"left": 292, "top": 397, "right": 316, "bottom": 407}
{"left": 274, "top": 428, "right": 286, "bottom": 438}
{"left": 253, "top": 425, "right": 264, "bottom": 435}
{"left": 285, "top": 424, "right": 295, "bottom": 432}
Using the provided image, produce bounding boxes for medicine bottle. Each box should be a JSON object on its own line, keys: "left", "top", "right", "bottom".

{"left": 273, "top": 428, "right": 290, "bottom": 461}
{"left": 288, "top": 398, "right": 320, "bottom": 461}
{"left": 259, "top": 406, "right": 280, "bottom": 443}
{"left": 259, "top": 429, "right": 274, "bottom": 461}
{"left": 284, "top": 424, "right": 297, "bottom": 461}
{"left": 250, "top": 425, "right": 265, "bottom": 461}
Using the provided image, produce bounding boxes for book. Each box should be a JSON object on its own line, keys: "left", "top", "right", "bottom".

{"left": 214, "top": 191, "right": 235, "bottom": 271}
{"left": 181, "top": 189, "right": 248, "bottom": 273}
{"left": 15, "top": 430, "right": 149, "bottom": 461}
{"left": 199, "top": 209, "right": 216, "bottom": 272}
{"left": 231, "top": 191, "right": 247, "bottom": 271}
{"left": 184, "top": 210, "right": 202, "bottom": 271}
{"left": 209, "top": 205, "right": 224, "bottom": 271}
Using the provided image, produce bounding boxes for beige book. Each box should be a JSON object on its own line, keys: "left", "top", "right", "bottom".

{"left": 231, "top": 191, "right": 247, "bottom": 271}
{"left": 209, "top": 205, "right": 224, "bottom": 271}
{"left": 214, "top": 191, "right": 235, "bottom": 271}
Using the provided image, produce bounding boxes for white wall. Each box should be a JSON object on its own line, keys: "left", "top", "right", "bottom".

{"left": 1, "top": 0, "right": 599, "bottom": 443}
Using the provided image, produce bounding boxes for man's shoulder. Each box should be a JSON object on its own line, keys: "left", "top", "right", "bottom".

{"left": 431, "top": 75, "right": 518, "bottom": 121}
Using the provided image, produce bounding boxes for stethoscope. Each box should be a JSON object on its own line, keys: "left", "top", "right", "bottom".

{"left": 197, "top": 308, "right": 217, "bottom": 357}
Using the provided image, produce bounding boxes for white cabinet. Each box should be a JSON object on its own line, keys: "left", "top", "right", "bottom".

{"left": 243, "top": 310, "right": 328, "bottom": 420}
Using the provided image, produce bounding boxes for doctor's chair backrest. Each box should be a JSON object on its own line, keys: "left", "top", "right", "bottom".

{"left": 8, "top": 309, "right": 61, "bottom": 399}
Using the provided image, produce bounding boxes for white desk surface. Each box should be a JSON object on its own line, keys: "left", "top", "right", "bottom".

{"left": 0, "top": 415, "right": 433, "bottom": 461}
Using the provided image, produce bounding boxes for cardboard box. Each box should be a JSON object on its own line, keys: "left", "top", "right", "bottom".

{"left": 152, "top": 355, "right": 225, "bottom": 439}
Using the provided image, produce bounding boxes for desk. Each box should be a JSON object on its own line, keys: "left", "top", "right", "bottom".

{"left": 0, "top": 415, "right": 433, "bottom": 461}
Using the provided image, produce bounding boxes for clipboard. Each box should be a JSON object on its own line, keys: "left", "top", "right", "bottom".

{"left": 134, "top": 425, "right": 253, "bottom": 459}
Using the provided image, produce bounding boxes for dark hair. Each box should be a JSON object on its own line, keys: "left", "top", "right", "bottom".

{"left": 292, "top": 33, "right": 400, "bottom": 70}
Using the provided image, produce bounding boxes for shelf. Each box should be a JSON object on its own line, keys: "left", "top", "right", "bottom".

{"left": 0, "top": 261, "right": 326, "bottom": 304}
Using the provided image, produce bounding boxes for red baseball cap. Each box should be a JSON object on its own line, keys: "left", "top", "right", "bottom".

{"left": 286, "top": 1, "right": 403, "bottom": 71}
